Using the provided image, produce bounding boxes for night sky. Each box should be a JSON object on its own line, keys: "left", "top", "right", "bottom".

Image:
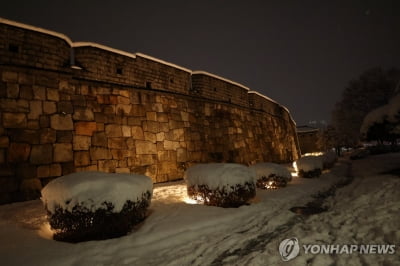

{"left": 2, "top": 1, "right": 400, "bottom": 125}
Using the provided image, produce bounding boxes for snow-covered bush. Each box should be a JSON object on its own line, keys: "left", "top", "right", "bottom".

{"left": 41, "top": 172, "right": 153, "bottom": 242}
{"left": 249, "top": 162, "right": 292, "bottom": 189}
{"left": 184, "top": 163, "right": 256, "bottom": 208}
{"left": 294, "top": 156, "right": 323, "bottom": 178}
{"left": 322, "top": 151, "right": 337, "bottom": 169}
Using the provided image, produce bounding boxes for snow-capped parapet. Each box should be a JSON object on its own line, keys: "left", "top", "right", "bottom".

{"left": 184, "top": 164, "right": 256, "bottom": 207}
{"left": 249, "top": 163, "right": 292, "bottom": 189}
{"left": 41, "top": 172, "right": 153, "bottom": 213}
{"left": 294, "top": 156, "right": 324, "bottom": 178}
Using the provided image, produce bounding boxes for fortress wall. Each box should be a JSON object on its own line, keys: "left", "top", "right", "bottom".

{"left": 0, "top": 18, "right": 300, "bottom": 204}
{"left": 191, "top": 72, "right": 249, "bottom": 107}
{"left": 0, "top": 18, "right": 71, "bottom": 71}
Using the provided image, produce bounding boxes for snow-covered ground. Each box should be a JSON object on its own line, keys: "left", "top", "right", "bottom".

{"left": 0, "top": 153, "right": 399, "bottom": 265}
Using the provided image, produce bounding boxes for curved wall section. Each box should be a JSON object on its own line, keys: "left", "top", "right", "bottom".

{"left": 0, "top": 18, "right": 300, "bottom": 204}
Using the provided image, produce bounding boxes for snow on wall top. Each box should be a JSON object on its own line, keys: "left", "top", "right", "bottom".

{"left": 73, "top": 42, "right": 137, "bottom": 60}
{"left": 192, "top": 71, "right": 251, "bottom": 91}
{"left": 184, "top": 163, "right": 255, "bottom": 190}
{"left": 41, "top": 172, "right": 153, "bottom": 213}
{"left": 136, "top": 53, "right": 192, "bottom": 73}
{"left": 0, "top": 17, "right": 73, "bottom": 46}
{"left": 0, "top": 17, "right": 296, "bottom": 124}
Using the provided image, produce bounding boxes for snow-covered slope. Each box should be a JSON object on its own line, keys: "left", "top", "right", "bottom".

{"left": 0, "top": 153, "right": 399, "bottom": 265}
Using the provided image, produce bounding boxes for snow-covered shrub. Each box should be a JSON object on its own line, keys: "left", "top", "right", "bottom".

{"left": 294, "top": 156, "right": 323, "bottom": 178}
{"left": 41, "top": 172, "right": 153, "bottom": 243}
{"left": 249, "top": 162, "right": 292, "bottom": 189}
{"left": 322, "top": 151, "right": 337, "bottom": 169}
{"left": 184, "top": 163, "right": 256, "bottom": 208}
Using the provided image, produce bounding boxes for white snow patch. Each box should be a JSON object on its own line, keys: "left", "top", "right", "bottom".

{"left": 249, "top": 162, "right": 292, "bottom": 182}
{"left": 192, "top": 70, "right": 250, "bottom": 91}
{"left": 184, "top": 163, "right": 255, "bottom": 190}
{"left": 295, "top": 156, "right": 324, "bottom": 172}
{"left": 0, "top": 17, "right": 73, "bottom": 46}
{"left": 361, "top": 93, "right": 400, "bottom": 134}
{"left": 41, "top": 172, "right": 153, "bottom": 213}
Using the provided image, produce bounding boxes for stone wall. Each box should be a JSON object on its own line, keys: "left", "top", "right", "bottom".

{"left": 0, "top": 18, "right": 300, "bottom": 204}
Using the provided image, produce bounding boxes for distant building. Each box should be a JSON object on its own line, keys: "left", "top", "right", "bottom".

{"left": 297, "top": 126, "right": 320, "bottom": 154}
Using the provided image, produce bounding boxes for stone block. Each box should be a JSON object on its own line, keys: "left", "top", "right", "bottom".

{"left": 7, "top": 83, "right": 19, "bottom": 98}
{"left": 92, "top": 132, "right": 107, "bottom": 147}
{"left": 156, "top": 132, "right": 165, "bottom": 142}
{"left": 138, "top": 154, "right": 154, "bottom": 166}
{"left": 0, "top": 136, "right": 9, "bottom": 148}
{"left": 146, "top": 112, "right": 157, "bottom": 121}
{"left": 98, "top": 160, "right": 117, "bottom": 172}
{"left": 73, "top": 135, "right": 91, "bottom": 150}
{"left": 177, "top": 148, "right": 187, "bottom": 162}
{"left": 164, "top": 140, "right": 180, "bottom": 151}
{"left": 57, "top": 101, "right": 74, "bottom": 114}
{"left": 180, "top": 111, "right": 189, "bottom": 122}
{"left": 50, "top": 164, "right": 62, "bottom": 176}
{"left": 30, "top": 144, "right": 52, "bottom": 164}
{"left": 50, "top": 114, "right": 73, "bottom": 130}
{"left": 56, "top": 131, "right": 73, "bottom": 143}
{"left": 40, "top": 128, "right": 56, "bottom": 144}
{"left": 130, "top": 105, "right": 146, "bottom": 117}
{"left": 116, "top": 104, "right": 131, "bottom": 115}
{"left": 2, "top": 71, "right": 18, "bottom": 82}
{"left": 142, "top": 121, "right": 159, "bottom": 133}
{"left": 8, "top": 143, "right": 31, "bottom": 162}
{"left": 73, "top": 108, "right": 94, "bottom": 121}
{"left": 37, "top": 165, "right": 50, "bottom": 178}
{"left": 75, "top": 122, "right": 97, "bottom": 136}
{"left": 19, "top": 85, "right": 33, "bottom": 100}
{"left": 39, "top": 115, "right": 50, "bottom": 128}
{"left": 108, "top": 138, "right": 127, "bottom": 149}
{"left": 131, "top": 126, "right": 144, "bottom": 139}
{"left": 121, "top": 125, "right": 131, "bottom": 137}
{"left": 115, "top": 168, "right": 130, "bottom": 174}
{"left": 74, "top": 151, "right": 91, "bottom": 166}
{"left": 3, "top": 113, "right": 27, "bottom": 128}
{"left": 105, "top": 124, "right": 122, "bottom": 137}
{"left": 54, "top": 143, "right": 73, "bottom": 162}
{"left": 135, "top": 140, "right": 157, "bottom": 155}
{"left": 28, "top": 101, "right": 43, "bottom": 119}
{"left": 47, "top": 88, "right": 60, "bottom": 101}
{"left": 43, "top": 101, "right": 57, "bottom": 114}
{"left": 144, "top": 132, "right": 157, "bottom": 143}
{"left": 90, "top": 147, "right": 112, "bottom": 160}
{"left": 33, "top": 85, "right": 46, "bottom": 100}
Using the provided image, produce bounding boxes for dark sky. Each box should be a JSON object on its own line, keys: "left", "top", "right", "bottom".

{"left": 2, "top": 0, "right": 400, "bottom": 125}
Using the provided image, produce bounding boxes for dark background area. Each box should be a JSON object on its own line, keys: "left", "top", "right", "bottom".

{"left": 2, "top": 0, "right": 400, "bottom": 125}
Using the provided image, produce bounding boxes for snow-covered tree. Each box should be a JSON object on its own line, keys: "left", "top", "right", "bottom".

{"left": 360, "top": 93, "right": 400, "bottom": 144}
{"left": 331, "top": 67, "right": 400, "bottom": 147}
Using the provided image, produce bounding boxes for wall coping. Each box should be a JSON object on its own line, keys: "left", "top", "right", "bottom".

{"left": 0, "top": 17, "right": 73, "bottom": 46}
{"left": 192, "top": 70, "right": 250, "bottom": 91}
{"left": 0, "top": 17, "right": 297, "bottom": 125}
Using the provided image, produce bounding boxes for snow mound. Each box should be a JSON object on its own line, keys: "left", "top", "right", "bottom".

{"left": 361, "top": 93, "right": 400, "bottom": 134}
{"left": 41, "top": 172, "right": 153, "bottom": 213}
{"left": 249, "top": 162, "right": 292, "bottom": 182}
{"left": 184, "top": 163, "right": 255, "bottom": 190}
{"left": 295, "top": 156, "right": 323, "bottom": 172}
